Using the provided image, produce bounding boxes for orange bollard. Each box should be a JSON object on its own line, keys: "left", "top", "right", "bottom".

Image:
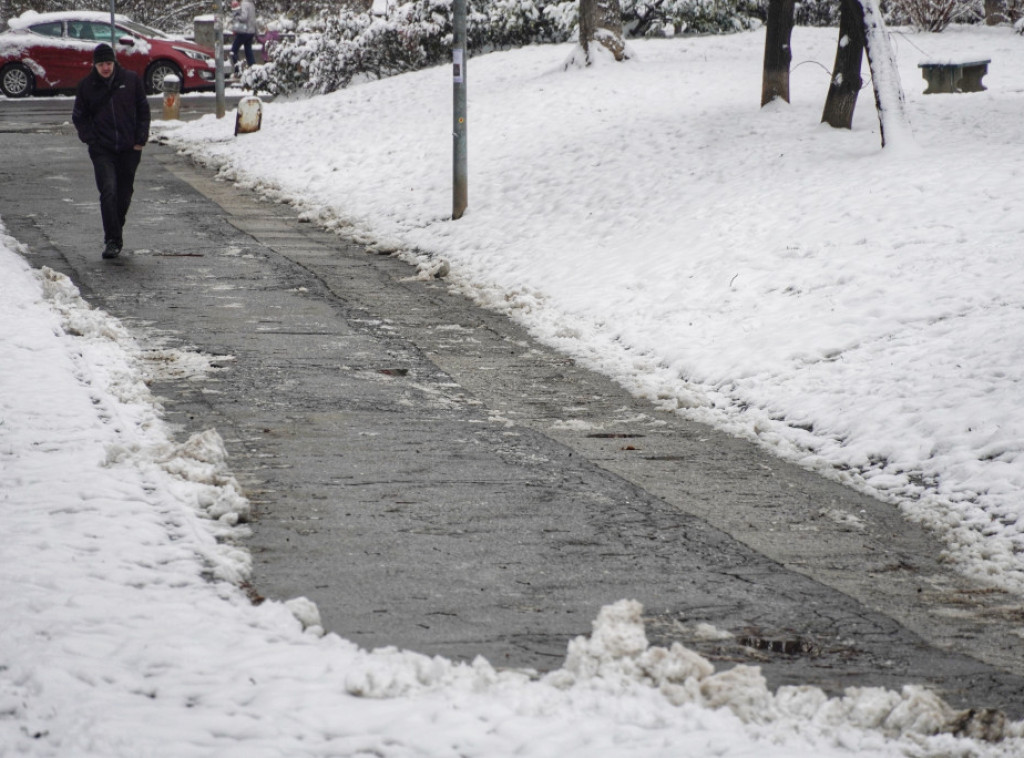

{"left": 162, "top": 75, "right": 181, "bottom": 120}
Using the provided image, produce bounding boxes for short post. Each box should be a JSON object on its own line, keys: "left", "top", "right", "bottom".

{"left": 234, "top": 96, "right": 262, "bottom": 135}
{"left": 162, "top": 74, "right": 181, "bottom": 120}
{"left": 452, "top": 0, "right": 467, "bottom": 220}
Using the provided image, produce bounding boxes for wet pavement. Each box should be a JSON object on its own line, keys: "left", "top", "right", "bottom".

{"left": 2, "top": 98, "right": 1023, "bottom": 716}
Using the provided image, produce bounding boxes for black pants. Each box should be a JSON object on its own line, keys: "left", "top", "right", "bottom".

{"left": 231, "top": 33, "right": 256, "bottom": 67}
{"left": 89, "top": 146, "right": 141, "bottom": 246}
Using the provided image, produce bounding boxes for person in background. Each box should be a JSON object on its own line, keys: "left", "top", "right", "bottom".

{"left": 230, "top": 0, "right": 258, "bottom": 73}
{"left": 71, "top": 43, "right": 150, "bottom": 260}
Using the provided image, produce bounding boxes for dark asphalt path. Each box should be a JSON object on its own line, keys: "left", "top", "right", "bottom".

{"left": 2, "top": 97, "right": 1023, "bottom": 716}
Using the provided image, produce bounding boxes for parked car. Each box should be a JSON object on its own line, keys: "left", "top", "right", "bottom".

{"left": 0, "top": 11, "right": 218, "bottom": 98}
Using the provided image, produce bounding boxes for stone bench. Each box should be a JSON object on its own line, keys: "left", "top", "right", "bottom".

{"left": 918, "top": 59, "right": 990, "bottom": 94}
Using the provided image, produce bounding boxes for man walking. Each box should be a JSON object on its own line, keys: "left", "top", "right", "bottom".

{"left": 230, "top": 0, "right": 258, "bottom": 73}
{"left": 72, "top": 43, "right": 150, "bottom": 260}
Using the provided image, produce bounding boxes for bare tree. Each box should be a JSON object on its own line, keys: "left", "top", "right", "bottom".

{"left": 761, "top": 0, "right": 910, "bottom": 148}
{"left": 761, "top": 0, "right": 795, "bottom": 105}
{"left": 861, "top": 0, "right": 912, "bottom": 147}
{"left": 577, "top": 0, "right": 629, "bottom": 64}
{"left": 821, "top": 0, "right": 865, "bottom": 129}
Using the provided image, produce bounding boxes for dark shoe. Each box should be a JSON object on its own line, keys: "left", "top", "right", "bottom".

{"left": 102, "top": 241, "right": 122, "bottom": 259}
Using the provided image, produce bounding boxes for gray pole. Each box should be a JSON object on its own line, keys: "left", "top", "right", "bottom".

{"left": 452, "top": 0, "right": 467, "bottom": 220}
{"left": 215, "top": 0, "right": 226, "bottom": 119}
{"left": 109, "top": 0, "right": 116, "bottom": 56}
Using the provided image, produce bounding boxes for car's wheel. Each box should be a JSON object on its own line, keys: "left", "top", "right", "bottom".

{"left": 144, "top": 61, "right": 182, "bottom": 95}
{"left": 0, "top": 63, "right": 34, "bottom": 98}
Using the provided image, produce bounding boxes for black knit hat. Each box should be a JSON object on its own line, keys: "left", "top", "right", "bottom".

{"left": 93, "top": 44, "right": 116, "bottom": 63}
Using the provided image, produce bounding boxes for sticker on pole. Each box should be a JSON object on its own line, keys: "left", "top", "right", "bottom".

{"left": 453, "top": 49, "right": 464, "bottom": 83}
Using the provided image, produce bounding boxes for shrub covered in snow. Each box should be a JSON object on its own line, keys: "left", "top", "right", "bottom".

{"left": 884, "top": 0, "right": 983, "bottom": 31}
{"left": 244, "top": 5, "right": 452, "bottom": 95}
{"left": 747, "top": 0, "right": 992, "bottom": 30}
{"left": 242, "top": 0, "right": 761, "bottom": 96}
{"left": 621, "top": 0, "right": 763, "bottom": 36}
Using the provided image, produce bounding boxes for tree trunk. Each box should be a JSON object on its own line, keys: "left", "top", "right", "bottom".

{"left": 579, "top": 0, "right": 628, "bottom": 63}
{"left": 761, "top": 0, "right": 795, "bottom": 106}
{"left": 860, "top": 0, "right": 912, "bottom": 148}
{"left": 821, "top": 0, "right": 865, "bottom": 129}
{"left": 984, "top": 0, "right": 1006, "bottom": 25}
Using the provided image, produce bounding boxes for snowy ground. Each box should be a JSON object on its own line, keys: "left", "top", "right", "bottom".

{"left": 3, "top": 22, "right": 1024, "bottom": 757}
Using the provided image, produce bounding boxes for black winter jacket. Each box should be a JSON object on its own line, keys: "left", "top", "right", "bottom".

{"left": 72, "top": 65, "right": 151, "bottom": 153}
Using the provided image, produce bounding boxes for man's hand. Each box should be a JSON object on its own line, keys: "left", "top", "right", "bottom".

{"left": 134, "top": 145, "right": 144, "bottom": 151}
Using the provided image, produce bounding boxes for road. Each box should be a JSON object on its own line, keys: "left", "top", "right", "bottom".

{"left": 2, "top": 95, "right": 1023, "bottom": 716}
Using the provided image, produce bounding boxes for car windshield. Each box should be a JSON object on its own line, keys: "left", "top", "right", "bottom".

{"left": 119, "top": 20, "right": 172, "bottom": 40}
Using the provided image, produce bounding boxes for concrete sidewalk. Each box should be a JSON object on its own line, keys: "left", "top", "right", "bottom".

{"left": 2, "top": 118, "right": 1023, "bottom": 714}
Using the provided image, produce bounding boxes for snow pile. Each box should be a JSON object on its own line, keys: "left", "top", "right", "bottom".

{"left": 345, "top": 599, "right": 1024, "bottom": 751}
{"left": 548, "top": 601, "right": 1017, "bottom": 744}
{"left": 33, "top": 264, "right": 253, "bottom": 555}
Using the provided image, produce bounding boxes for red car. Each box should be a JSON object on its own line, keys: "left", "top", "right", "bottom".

{"left": 0, "top": 11, "right": 218, "bottom": 98}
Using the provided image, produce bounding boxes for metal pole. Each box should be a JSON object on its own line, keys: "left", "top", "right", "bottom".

{"left": 215, "top": 0, "right": 226, "bottom": 119}
{"left": 452, "top": 0, "right": 467, "bottom": 220}
{"left": 109, "top": 0, "right": 116, "bottom": 57}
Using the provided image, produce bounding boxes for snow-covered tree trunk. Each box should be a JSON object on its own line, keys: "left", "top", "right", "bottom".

{"left": 861, "top": 0, "right": 913, "bottom": 147}
{"left": 761, "top": 0, "right": 795, "bottom": 105}
{"left": 821, "top": 0, "right": 865, "bottom": 129}
{"left": 984, "top": 0, "right": 1007, "bottom": 24}
{"left": 576, "top": 0, "right": 629, "bottom": 64}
